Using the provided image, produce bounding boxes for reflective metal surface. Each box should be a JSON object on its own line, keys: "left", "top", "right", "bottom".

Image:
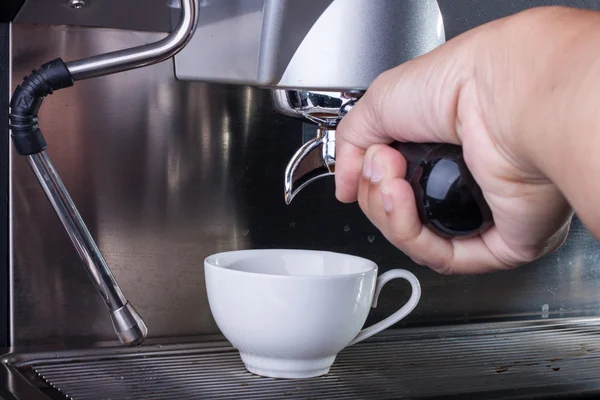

{"left": 174, "top": 0, "right": 445, "bottom": 89}
{"left": 14, "top": 0, "right": 173, "bottom": 32}
{"left": 27, "top": 151, "right": 126, "bottom": 311}
{"left": 10, "top": 5, "right": 600, "bottom": 348}
{"left": 14, "top": 0, "right": 197, "bottom": 347}
{"left": 5, "top": 319, "right": 600, "bottom": 399}
{"left": 14, "top": 0, "right": 600, "bottom": 36}
{"left": 272, "top": 90, "right": 358, "bottom": 124}
{"left": 174, "top": 0, "right": 264, "bottom": 85}
{"left": 27, "top": 152, "right": 147, "bottom": 346}
{"left": 66, "top": 0, "right": 197, "bottom": 80}
{"left": 272, "top": 90, "right": 360, "bottom": 204}
{"left": 109, "top": 303, "right": 147, "bottom": 346}
{"left": 284, "top": 126, "right": 336, "bottom": 204}
{"left": 11, "top": 25, "right": 264, "bottom": 346}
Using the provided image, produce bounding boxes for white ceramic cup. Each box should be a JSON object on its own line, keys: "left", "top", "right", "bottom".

{"left": 204, "top": 249, "right": 421, "bottom": 379}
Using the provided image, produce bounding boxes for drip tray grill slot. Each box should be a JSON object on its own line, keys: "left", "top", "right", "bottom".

{"left": 7, "top": 320, "right": 600, "bottom": 399}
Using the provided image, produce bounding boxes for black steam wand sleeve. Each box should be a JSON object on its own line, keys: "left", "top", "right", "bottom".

{"left": 9, "top": 58, "right": 73, "bottom": 155}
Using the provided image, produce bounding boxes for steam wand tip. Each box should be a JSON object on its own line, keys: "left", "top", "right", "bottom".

{"left": 110, "top": 303, "right": 148, "bottom": 346}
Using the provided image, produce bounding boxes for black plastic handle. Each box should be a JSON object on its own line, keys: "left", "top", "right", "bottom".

{"left": 393, "top": 142, "right": 493, "bottom": 239}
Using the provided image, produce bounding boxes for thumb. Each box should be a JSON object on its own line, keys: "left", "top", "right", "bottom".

{"left": 334, "top": 37, "right": 475, "bottom": 203}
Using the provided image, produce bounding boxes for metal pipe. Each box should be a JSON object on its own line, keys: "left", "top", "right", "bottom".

{"left": 10, "top": 0, "right": 197, "bottom": 346}
{"left": 66, "top": 0, "right": 198, "bottom": 81}
{"left": 27, "top": 152, "right": 126, "bottom": 311}
{"left": 28, "top": 152, "right": 147, "bottom": 346}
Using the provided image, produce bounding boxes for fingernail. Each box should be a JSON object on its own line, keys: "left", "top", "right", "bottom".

{"left": 379, "top": 185, "right": 393, "bottom": 213}
{"left": 362, "top": 155, "right": 372, "bottom": 178}
{"left": 371, "top": 156, "right": 384, "bottom": 183}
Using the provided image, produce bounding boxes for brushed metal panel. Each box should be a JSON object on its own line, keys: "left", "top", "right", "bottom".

{"left": 10, "top": 0, "right": 600, "bottom": 347}
{"left": 11, "top": 25, "right": 253, "bottom": 345}
{"left": 174, "top": 0, "right": 445, "bottom": 90}
{"left": 173, "top": 0, "right": 264, "bottom": 85}
{"left": 14, "top": 0, "right": 172, "bottom": 32}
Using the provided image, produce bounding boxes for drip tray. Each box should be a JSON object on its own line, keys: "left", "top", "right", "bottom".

{"left": 5, "top": 319, "right": 600, "bottom": 399}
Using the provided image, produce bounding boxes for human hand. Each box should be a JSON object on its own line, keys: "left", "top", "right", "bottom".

{"left": 334, "top": 7, "right": 584, "bottom": 274}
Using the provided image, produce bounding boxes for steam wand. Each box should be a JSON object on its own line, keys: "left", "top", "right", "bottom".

{"left": 8, "top": 0, "right": 198, "bottom": 345}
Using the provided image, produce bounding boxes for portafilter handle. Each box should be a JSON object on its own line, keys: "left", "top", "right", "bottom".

{"left": 279, "top": 90, "right": 493, "bottom": 239}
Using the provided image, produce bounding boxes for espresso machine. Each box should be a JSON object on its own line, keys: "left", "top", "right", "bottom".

{"left": 3, "top": 1, "right": 600, "bottom": 399}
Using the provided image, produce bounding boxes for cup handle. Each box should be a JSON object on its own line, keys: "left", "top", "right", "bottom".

{"left": 348, "top": 269, "right": 421, "bottom": 346}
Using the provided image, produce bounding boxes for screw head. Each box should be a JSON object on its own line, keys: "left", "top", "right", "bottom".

{"left": 69, "top": 0, "right": 86, "bottom": 9}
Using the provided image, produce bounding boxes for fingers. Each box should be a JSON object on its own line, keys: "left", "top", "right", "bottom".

{"left": 335, "top": 89, "right": 390, "bottom": 203}
{"left": 335, "top": 140, "right": 369, "bottom": 203}
{"left": 358, "top": 144, "right": 517, "bottom": 274}
{"left": 335, "top": 39, "right": 475, "bottom": 203}
{"left": 357, "top": 144, "right": 407, "bottom": 225}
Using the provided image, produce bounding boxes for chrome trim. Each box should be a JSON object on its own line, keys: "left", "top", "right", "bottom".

{"left": 27, "top": 152, "right": 147, "bottom": 346}
{"left": 109, "top": 303, "right": 148, "bottom": 346}
{"left": 274, "top": 90, "right": 361, "bottom": 203}
{"left": 284, "top": 127, "right": 336, "bottom": 204}
{"left": 66, "top": 0, "right": 198, "bottom": 81}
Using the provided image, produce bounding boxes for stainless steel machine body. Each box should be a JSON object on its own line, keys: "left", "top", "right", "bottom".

{"left": 10, "top": 19, "right": 600, "bottom": 347}
{"left": 5, "top": 0, "right": 600, "bottom": 399}
{"left": 173, "top": 0, "right": 445, "bottom": 89}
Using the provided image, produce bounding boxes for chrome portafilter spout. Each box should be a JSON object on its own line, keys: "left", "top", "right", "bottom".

{"left": 273, "top": 90, "right": 361, "bottom": 204}
{"left": 276, "top": 89, "right": 495, "bottom": 239}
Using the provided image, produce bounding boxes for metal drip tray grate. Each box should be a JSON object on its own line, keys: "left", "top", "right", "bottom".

{"left": 7, "top": 320, "right": 600, "bottom": 399}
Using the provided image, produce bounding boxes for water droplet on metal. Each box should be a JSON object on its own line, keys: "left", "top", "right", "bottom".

{"left": 541, "top": 304, "right": 549, "bottom": 319}
{"left": 69, "top": 0, "right": 86, "bottom": 8}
